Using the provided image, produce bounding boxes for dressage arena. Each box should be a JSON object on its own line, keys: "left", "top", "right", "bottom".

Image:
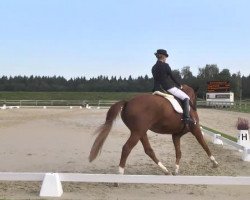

{"left": 0, "top": 107, "right": 250, "bottom": 199}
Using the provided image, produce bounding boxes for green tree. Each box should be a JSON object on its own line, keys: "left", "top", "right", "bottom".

{"left": 218, "top": 69, "right": 231, "bottom": 81}
{"left": 181, "top": 66, "right": 193, "bottom": 80}
{"left": 198, "top": 64, "right": 219, "bottom": 80}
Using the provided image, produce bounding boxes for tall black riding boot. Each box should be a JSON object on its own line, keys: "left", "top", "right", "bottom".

{"left": 182, "top": 98, "right": 194, "bottom": 125}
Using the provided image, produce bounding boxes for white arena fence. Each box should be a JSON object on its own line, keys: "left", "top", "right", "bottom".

{"left": 201, "top": 127, "right": 250, "bottom": 162}
{"left": 0, "top": 99, "right": 88, "bottom": 107}
{"left": 0, "top": 99, "right": 118, "bottom": 109}
{"left": 0, "top": 128, "right": 250, "bottom": 197}
{"left": 1, "top": 99, "right": 249, "bottom": 110}
{"left": 197, "top": 100, "right": 250, "bottom": 110}
{"left": 97, "top": 100, "right": 118, "bottom": 109}
{"left": 0, "top": 172, "right": 250, "bottom": 197}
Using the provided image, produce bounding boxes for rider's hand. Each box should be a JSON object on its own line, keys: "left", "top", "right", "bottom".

{"left": 180, "top": 85, "right": 183, "bottom": 89}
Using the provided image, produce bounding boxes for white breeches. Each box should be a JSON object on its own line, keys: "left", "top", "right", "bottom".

{"left": 167, "top": 87, "right": 190, "bottom": 101}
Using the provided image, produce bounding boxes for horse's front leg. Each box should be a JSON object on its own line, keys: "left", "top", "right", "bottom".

{"left": 172, "top": 134, "right": 181, "bottom": 175}
{"left": 191, "top": 125, "right": 219, "bottom": 168}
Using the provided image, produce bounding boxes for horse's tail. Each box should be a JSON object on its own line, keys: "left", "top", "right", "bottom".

{"left": 88, "top": 100, "right": 127, "bottom": 162}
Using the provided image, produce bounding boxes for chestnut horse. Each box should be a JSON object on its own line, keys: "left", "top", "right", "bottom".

{"left": 89, "top": 85, "right": 218, "bottom": 175}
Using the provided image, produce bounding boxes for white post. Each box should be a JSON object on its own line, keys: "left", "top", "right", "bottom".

{"left": 86, "top": 104, "right": 91, "bottom": 109}
{"left": 237, "top": 130, "right": 250, "bottom": 147}
{"left": 238, "top": 130, "right": 250, "bottom": 156}
{"left": 212, "top": 134, "right": 223, "bottom": 145}
{"left": 40, "top": 173, "right": 63, "bottom": 197}
{"left": 242, "top": 147, "right": 250, "bottom": 162}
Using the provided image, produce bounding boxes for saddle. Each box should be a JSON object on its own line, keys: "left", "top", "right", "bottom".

{"left": 153, "top": 91, "right": 183, "bottom": 113}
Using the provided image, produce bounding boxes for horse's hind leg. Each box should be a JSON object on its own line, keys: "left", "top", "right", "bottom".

{"left": 191, "top": 125, "right": 219, "bottom": 168}
{"left": 140, "top": 134, "right": 171, "bottom": 175}
{"left": 118, "top": 132, "right": 141, "bottom": 175}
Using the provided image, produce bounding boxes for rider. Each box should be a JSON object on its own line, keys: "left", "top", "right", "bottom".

{"left": 151, "top": 49, "right": 194, "bottom": 124}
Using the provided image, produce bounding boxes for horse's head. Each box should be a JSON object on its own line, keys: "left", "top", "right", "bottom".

{"left": 182, "top": 84, "right": 198, "bottom": 111}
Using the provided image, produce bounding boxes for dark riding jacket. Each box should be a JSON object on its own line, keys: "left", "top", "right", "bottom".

{"left": 152, "top": 61, "right": 181, "bottom": 92}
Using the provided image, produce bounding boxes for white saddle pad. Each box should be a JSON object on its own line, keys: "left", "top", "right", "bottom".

{"left": 153, "top": 91, "right": 183, "bottom": 113}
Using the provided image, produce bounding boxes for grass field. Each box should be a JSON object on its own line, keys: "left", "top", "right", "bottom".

{"left": 212, "top": 101, "right": 250, "bottom": 113}
{"left": 0, "top": 91, "right": 141, "bottom": 101}
{"left": 224, "top": 103, "right": 250, "bottom": 113}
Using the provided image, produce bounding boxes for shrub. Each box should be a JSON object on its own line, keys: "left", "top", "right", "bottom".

{"left": 236, "top": 118, "right": 249, "bottom": 130}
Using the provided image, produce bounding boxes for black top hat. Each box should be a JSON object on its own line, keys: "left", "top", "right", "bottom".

{"left": 154, "top": 49, "right": 169, "bottom": 57}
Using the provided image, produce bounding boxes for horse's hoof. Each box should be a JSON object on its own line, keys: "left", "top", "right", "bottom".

{"left": 213, "top": 162, "right": 219, "bottom": 168}
{"left": 164, "top": 171, "right": 172, "bottom": 176}
{"left": 173, "top": 171, "right": 179, "bottom": 176}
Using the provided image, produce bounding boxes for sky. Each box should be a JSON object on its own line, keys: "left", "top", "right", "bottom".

{"left": 0, "top": 0, "right": 249, "bottom": 79}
